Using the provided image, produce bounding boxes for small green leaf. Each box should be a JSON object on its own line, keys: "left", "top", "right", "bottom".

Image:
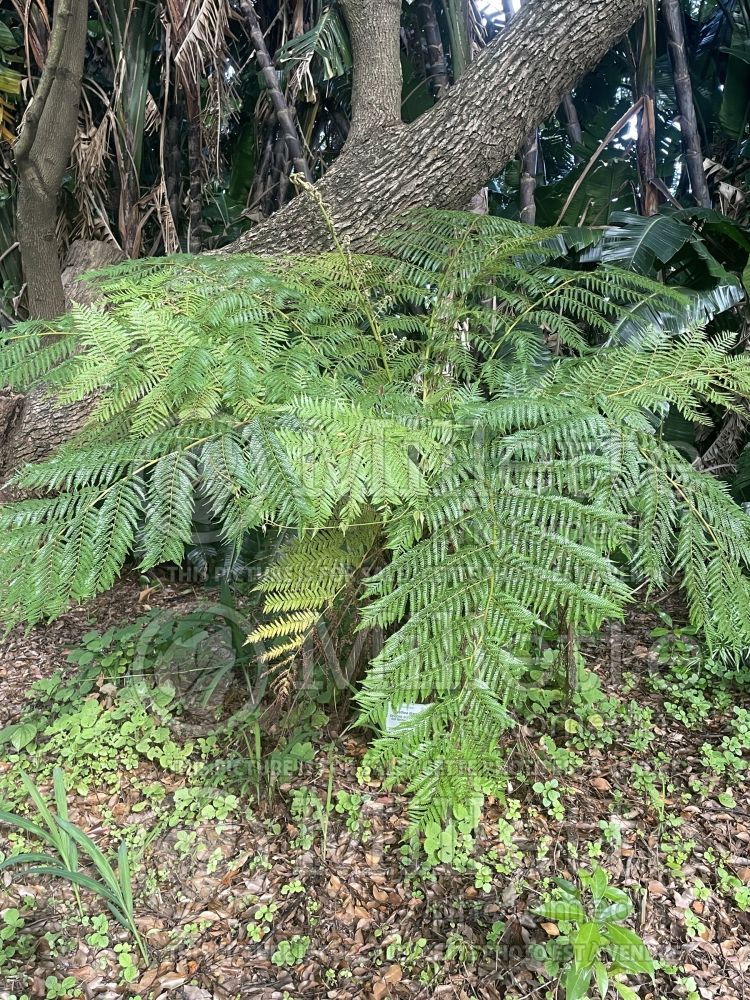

{"left": 602, "top": 886, "right": 631, "bottom": 905}
{"left": 591, "top": 867, "right": 608, "bottom": 905}
{"left": 10, "top": 723, "right": 38, "bottom": 751}
{"left": 537, "top": 899, "right": 587, "bottom": 922}
{"left": 565, "top": 963, "right": 593, "bottom": 1000}
{"left": 606, "top": 923, "right": 655, "bottom": 974}
{"left": 573, "top": 921, "right": 602, "bottom": 968}
{"left": 594, "top": 960, "right": 609, "bottom": 999}
{"left": 595, "top": 900, "right": 631, "bottom": 922}
{"left": 554, "top": 876, "right": 580, "bottom": 896}
{"left": 613, "top": 982, "right": 640, "bottom": 1000}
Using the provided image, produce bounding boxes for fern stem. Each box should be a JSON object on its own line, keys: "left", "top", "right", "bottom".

{"left": 293, "top": 178, "right": 392, "bottom": 379}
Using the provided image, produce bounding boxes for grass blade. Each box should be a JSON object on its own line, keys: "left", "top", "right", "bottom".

{"left": 0, "top": 809, "right": 56, "bottom": 847}
{"left": 55, "top": 818, "right": 122, "bottom": 897}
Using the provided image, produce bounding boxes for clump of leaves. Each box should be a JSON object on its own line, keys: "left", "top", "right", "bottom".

{"left": 0, "top": 768, "right": 147, "bottom": 962}
{"left": 534, "top": 866, "right": 655, "bottom": 999}
{"left": 647, "top": 613, "right": 750, "bottom": 728}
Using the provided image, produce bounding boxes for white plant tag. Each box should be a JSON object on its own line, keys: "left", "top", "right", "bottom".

{"left": 385, "top": 702, "right": 430, "bottom": 732}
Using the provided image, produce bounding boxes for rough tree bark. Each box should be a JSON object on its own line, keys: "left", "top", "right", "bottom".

{"left": 225, "top": 0, "right": 648, "bottom": 256}
{"left": 663, "top": 0, "right": 711, "bottom": 208}
{"left": 13, "top": 0, "right": 88, "bottom": 319}
{"left": 340, "top": 0, "right": 403, "bottom": 146}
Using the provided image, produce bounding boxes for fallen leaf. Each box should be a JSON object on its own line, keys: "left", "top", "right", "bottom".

{"left": 373, "top": 964, "right": 402, "bottom": 999}
{"left": 540, "top": 922, "right": 560, "bottom": 936}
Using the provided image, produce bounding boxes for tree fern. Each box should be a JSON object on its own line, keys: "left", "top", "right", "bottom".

{"left": 2, "top": 209, "right": 750, "bottom": 832}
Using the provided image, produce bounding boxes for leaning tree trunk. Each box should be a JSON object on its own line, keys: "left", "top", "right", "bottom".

{"left": 13, "top": 0, "right": 88, "bottom": 319}
{"left": 225, "top": 0, "right": 648, "bottom": 256}
{"left": 0, "top": 241, "right": 125, "bottom": 489}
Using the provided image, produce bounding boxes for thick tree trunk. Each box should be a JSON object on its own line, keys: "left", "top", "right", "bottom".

{"left": 0, "top": 241, "right": 125, "bottom": 489}
{"left": 663, "top": 0, "right": 711, "bottom": 208}
{"left": 13, "top": 0, "right": 88, "bottom": 319}
{"left": 225, "top": 0, "right": 647, "bottom": 256}
{"left": 340, "top": 0, "right": 402, "bottom": 146}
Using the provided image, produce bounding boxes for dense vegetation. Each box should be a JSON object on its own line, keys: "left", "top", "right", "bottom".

{"left": 1, "top": 207, "right": 749, "bottom": 829}
{"left": 0, "top": 1, "right": 750, "bottom": 998}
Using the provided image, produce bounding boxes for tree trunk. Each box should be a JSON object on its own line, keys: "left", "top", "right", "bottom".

{"left": 240, "top": 0, "right": 312, "bottom": 181}
{"left": 561, "top": 93, "right": 583, "bottom": 147}
{"left": 185, "top": 90, "right": 204, "bottom": 253}
{"left": 663, "top": 0, "right": 711, "bottom": 208}
{"left": 340, "top": 0, "right": 403, "bottom": 146}
{"left": 2, "top": 0, "right": 649, "bottom": 482}
{"left": 519, "top": 131, "right": 539, "bottom": 224}
{"left": 635, "top": 1, "right": 660, "bottom": 217}
{"left": 0, "top": 241, "right": 125, "bottom": 489}
{"left": 225, "top": 0, "right": 647, "bottom": 256}
{"left": 13, "top": 0, "right": 88, "bottom": 319}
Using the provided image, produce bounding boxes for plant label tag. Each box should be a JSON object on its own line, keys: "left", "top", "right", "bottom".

{"left": 385, "top": 702, "right": 430, "bottom": 731}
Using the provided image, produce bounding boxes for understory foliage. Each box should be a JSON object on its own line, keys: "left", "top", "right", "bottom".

{"left": 2, "top": 210, "right": 750, "bottom": 830}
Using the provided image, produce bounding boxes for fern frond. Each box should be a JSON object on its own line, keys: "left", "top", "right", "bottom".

{"left": 3, "top": 209, "right": 750, "bottom": 835}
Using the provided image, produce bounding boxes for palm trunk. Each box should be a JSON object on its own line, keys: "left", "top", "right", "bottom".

{"left": 185, "top": 90, "right": 203, "bottom": 253}
{"left": 561, "top": 93, "right": 583, "bottom": 147}
{"left": 241, "top": 0, "right": 312, "bottom": 180}
{"left": 417, "top": 0, "right": 450, "bottom": 99}
{"left": 663, "top": 0, "right": 711, "bottom": 208}
{"left": 636, "top": 0, "right": 659, "bottom": 216}
{"left": 519, "top": 131, "right": 539, "bottom": 224}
